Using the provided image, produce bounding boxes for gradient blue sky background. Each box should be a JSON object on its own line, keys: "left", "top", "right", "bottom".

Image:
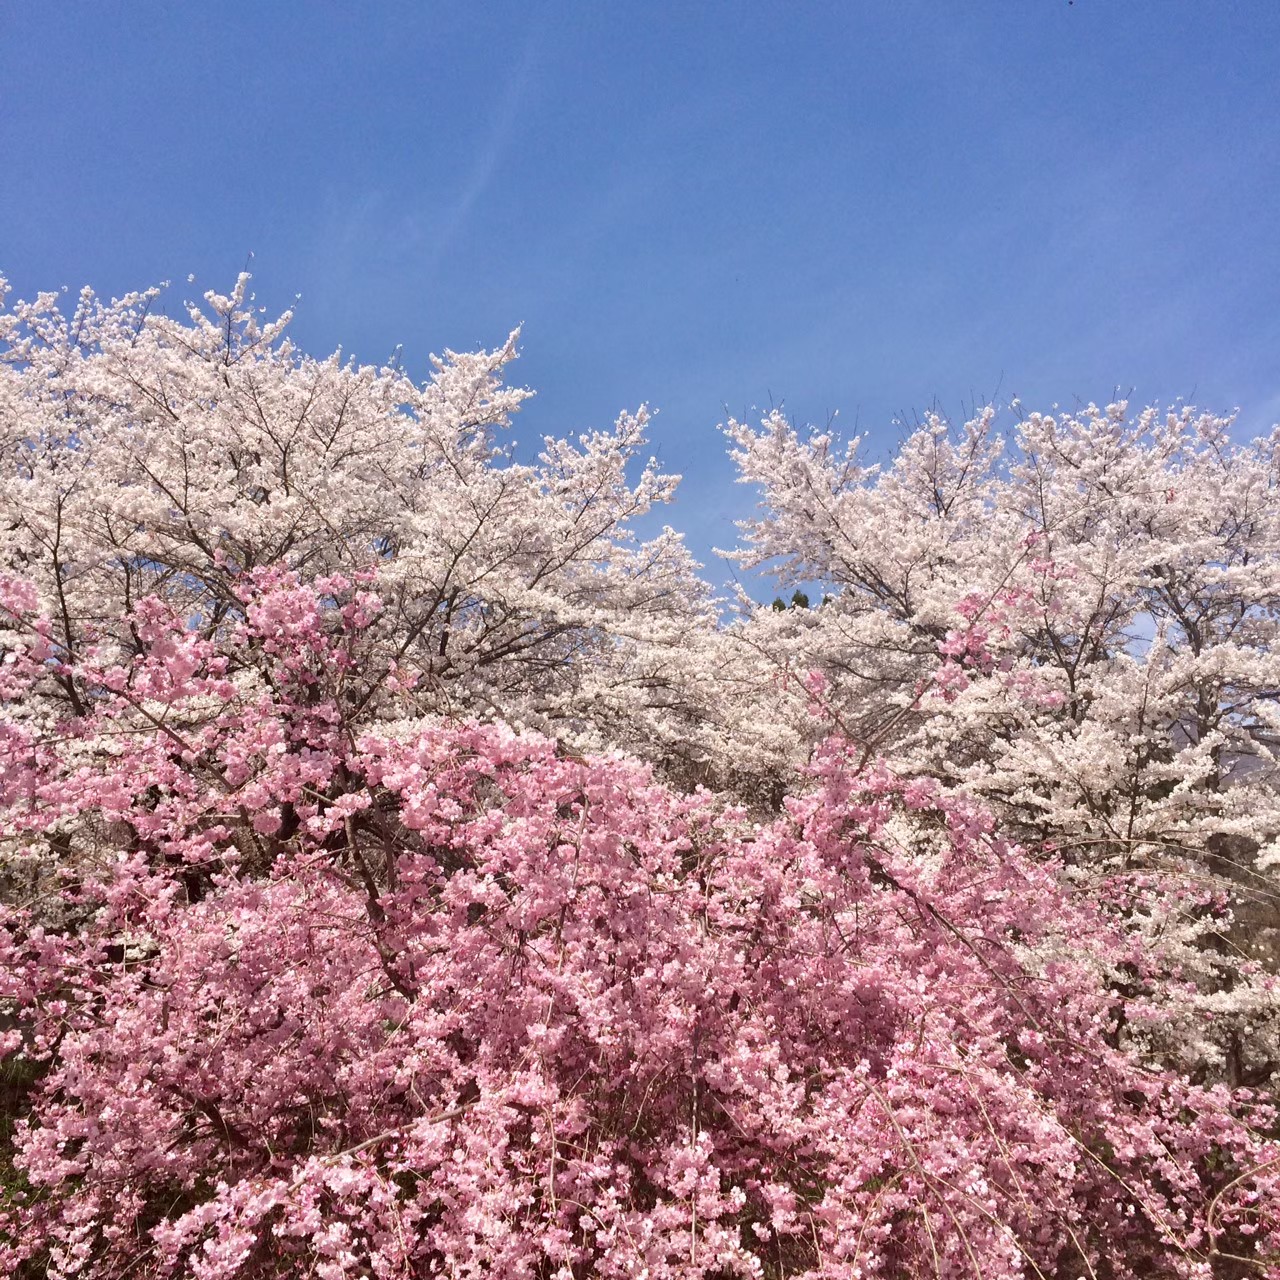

{"left": 3, "top": 3, "right": 1278, "bottom": 589}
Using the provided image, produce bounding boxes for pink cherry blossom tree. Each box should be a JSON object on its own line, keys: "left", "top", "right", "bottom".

{"left": 1, "top": 573, "right": 1278, "bottom": 1279}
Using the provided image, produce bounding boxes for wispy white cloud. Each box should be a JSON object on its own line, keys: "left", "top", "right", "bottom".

{"left": 423, "top": 27, "right": 542, "bottom": 276}
{"left": 302, "top": 24, "right": 541, "bottom": 309}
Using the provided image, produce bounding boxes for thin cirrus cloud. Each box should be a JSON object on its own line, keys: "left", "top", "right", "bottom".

{"left": 427, "top": 31, "right": 543, "bottom": 277}
{"left": 307, "top": 25, "right": 543, "bottom": 298}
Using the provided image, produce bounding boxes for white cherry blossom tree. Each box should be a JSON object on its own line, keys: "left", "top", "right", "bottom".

{"left": 721, "top": 401, "right": 1280, "bottom": 1084}
{"left": 0, "top": 274, "right": 717, "bottom": 768}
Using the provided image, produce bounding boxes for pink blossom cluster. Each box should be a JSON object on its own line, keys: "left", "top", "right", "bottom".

{"left": 1, "top": 576, "right": 1278, "bottom": 1279}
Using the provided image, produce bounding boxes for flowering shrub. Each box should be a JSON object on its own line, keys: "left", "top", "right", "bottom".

{"left": 1, "top": 576, "right": 1278, "bottom": 1278}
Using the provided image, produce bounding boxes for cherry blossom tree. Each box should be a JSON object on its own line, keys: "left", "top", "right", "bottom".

{"left": 1, "top": 574, "right": 1277, "bottom": 1279}
{"left": 0, "top": 274, "right": 716, "bottom": 773}
{"left": 720, "top": 402, "right": 1280, "bottom": 1087}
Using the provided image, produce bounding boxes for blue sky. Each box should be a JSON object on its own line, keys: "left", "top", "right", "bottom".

{"left": 3, "top": 2, "right": 1279, "bottom": 588}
